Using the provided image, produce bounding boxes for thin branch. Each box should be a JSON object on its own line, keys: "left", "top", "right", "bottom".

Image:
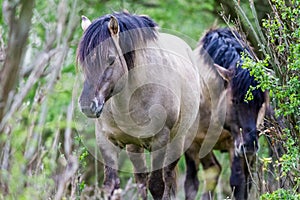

{"left": 54, "top": 155, "right": 79, "bottom": 200}
{"left": 249, "top": 0, "right": 268, "bottom": 51}
{"left": 0, "top": 126, "right": 11, "bottom": 171}
{"left": 24, "top": 86, "right": 41, "bottom": 161}
{"left": 232, "top": 0, "right": 265, "bottom": 54}
{"left": 64, "top": 103, "right": 73, "bottom": 157}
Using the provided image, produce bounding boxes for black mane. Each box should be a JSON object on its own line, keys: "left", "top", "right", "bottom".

{"left": 78, "top": 12, "right": 158, "bottom": 69}
{"left": 200, "top": 28, "right": 265, "bottom": 106}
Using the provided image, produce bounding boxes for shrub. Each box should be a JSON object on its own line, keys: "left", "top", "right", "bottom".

{"left": 234, "top": 0, "right": 299, "bottom": 198}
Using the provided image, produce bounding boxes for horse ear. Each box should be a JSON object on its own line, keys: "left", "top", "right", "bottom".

{"left": 81, "top": 15, "right": 91, "bottom": 31}
{"left": 108, "top": 16, "right": 119, "bottom": 36}
{"left": 214, "top": 63, "right": 234, "bottom": 82}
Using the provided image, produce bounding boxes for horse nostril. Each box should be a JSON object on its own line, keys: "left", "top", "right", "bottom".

{"left": 90, "top": 100, "right": 97, "bottom": 113}
{"left": 95, "top": 103, "right": 104, "bottom": 118}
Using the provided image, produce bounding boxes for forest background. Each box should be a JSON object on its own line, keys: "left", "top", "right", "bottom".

{"left": 0, "top": 0, "right": 299, "bottom": 199}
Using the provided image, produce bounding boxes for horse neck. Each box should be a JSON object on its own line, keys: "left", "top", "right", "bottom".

{"left": 116, "top": 34, "right": 198, "bottom": 97}
{"left": 195, "top": 50, "right": 226, "bottom": 110}
{"left": 124, "top": 38, "right": 169, "bottom": 85}
{"left": 199, "top": 64, "right": 224, "bottom": 95}
{"left": 110, "top": 47, "right": 149, "bottom": 111}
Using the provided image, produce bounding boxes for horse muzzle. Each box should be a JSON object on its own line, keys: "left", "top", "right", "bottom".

{"left": 234, "top": 141, "right": 259, "bottom": 157}
{"left": 80, "top": 97, "right": 104, "bottom": 118}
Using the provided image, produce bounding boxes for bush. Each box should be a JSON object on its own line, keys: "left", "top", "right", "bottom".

{"left": 235, "top": 0, "right": 299, "bottom": 198}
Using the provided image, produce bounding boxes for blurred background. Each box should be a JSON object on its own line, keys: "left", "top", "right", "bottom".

{"left": 0, "top": 0, "right": 299, "bottom": 199}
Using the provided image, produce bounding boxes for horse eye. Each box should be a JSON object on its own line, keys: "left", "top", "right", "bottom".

{"left": 108, "top": 55, "right": 116, "bottom": 65}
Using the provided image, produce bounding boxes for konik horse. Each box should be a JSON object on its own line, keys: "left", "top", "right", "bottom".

{"left": 184, "top": 28, "right": 268, "bottom": 200}
{"left": 77, "top": 12, "right": 200, "bottom": 200}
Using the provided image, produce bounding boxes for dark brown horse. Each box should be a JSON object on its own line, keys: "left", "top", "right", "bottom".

{"left": 77, "top": 12, "right": 200, "bottom": 200}
{"left": 184, "top": 28, "right": 268, "bottom": 200}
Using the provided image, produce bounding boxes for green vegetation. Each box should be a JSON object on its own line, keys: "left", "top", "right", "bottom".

{"left": 238, "top": 0, "right": 300, "bottom": 198}
{"left": 0, "top": 0, "right": 299, "bottom": 199}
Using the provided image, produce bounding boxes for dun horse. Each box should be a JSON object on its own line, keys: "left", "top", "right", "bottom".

{"left": 184, "top": 28, "right": 268, "bottom": 200}
{"left": 77, "top": 12, "right": 200, "bottom": 200}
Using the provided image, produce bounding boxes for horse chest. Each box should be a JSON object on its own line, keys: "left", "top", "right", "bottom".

{"left": 99, "top": 106, "right": 153, "bottom": 149}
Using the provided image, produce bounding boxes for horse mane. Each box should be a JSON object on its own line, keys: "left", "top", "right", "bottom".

{"left": 77, "top": 12, "right": 158, "bottom": 69}
{"left": 199, "top": 27, "right": 265, "bottom": 107}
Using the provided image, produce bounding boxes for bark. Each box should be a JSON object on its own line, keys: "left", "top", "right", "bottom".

{"left": 0, "top": 0, "right": 35, "bottom": 127}
{"left": 214, "top": 0, "right": 272, "bottom": 59}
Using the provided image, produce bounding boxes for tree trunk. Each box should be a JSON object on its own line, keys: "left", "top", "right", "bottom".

{"left": 214, "top": 0, "right": 271, "bottom": 59}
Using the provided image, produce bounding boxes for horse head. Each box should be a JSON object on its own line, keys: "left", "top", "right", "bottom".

{"left": 215, "top": 62, "right": 267, "bottom": 157}
{"left": 77, "top": 15, "right": 130, "bottom": 118}
{"left": 77, "top": 13, "right": 157, "bottom": 118}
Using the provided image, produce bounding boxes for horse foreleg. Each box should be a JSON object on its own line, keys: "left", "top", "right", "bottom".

{"left": 243, "top": 155, "right": 256, "bottom": 200}
{"left": 103, "top": 165, "right": 120, "bottom": 197}
{"left": 126, "top": 144, "right": 148, "bottom": 200}
{"left": 162, "top": 158, "right": 179, "bottom": 200}
{"left": 200, "top": 152, "right": 221, "bottom": 200}
{"left": 96, "top": 126, "right": 120, "bottom": 198}
{"left": 230, "top": 145, "right": 257, "bottom": 200}
{"left": 162, "top": 134, "right": 184, "bottom": 200}
{"left": 230, "top": 154, "right": 246, "bottom": 200}
{"left": 148, "top": 157, "right": 164, "bottom": 200}
{"left": 184, "top": 145, "right": 200, "bottom": 200}
{"left": 101, "top": 150, "right": 120, "bottom": 198}
{"left": 149, "top": 127, "right": 170, "bottom": 200}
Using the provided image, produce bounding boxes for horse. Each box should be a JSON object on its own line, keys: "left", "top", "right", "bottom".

{"left": 77, "top": 12, "right": 200, "bottom": 200}
{"left": 184, "top": 28, "right": 268, "bottom": 200}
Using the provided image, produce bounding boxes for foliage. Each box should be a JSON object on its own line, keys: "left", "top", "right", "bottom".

{"left": 261, "top": 188, "right": 300, "bottom": 200}
{"left": 1, "top": 0, "right": 298, "bottom": 199}
{"left": 236, "top": 0, "right": 300, "bottom": 198}
{"left": 0, "top": 0, "right": 82, "bottom": 199}
{"left": 241, "top": 0, "right": 300, "bottom": 134}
